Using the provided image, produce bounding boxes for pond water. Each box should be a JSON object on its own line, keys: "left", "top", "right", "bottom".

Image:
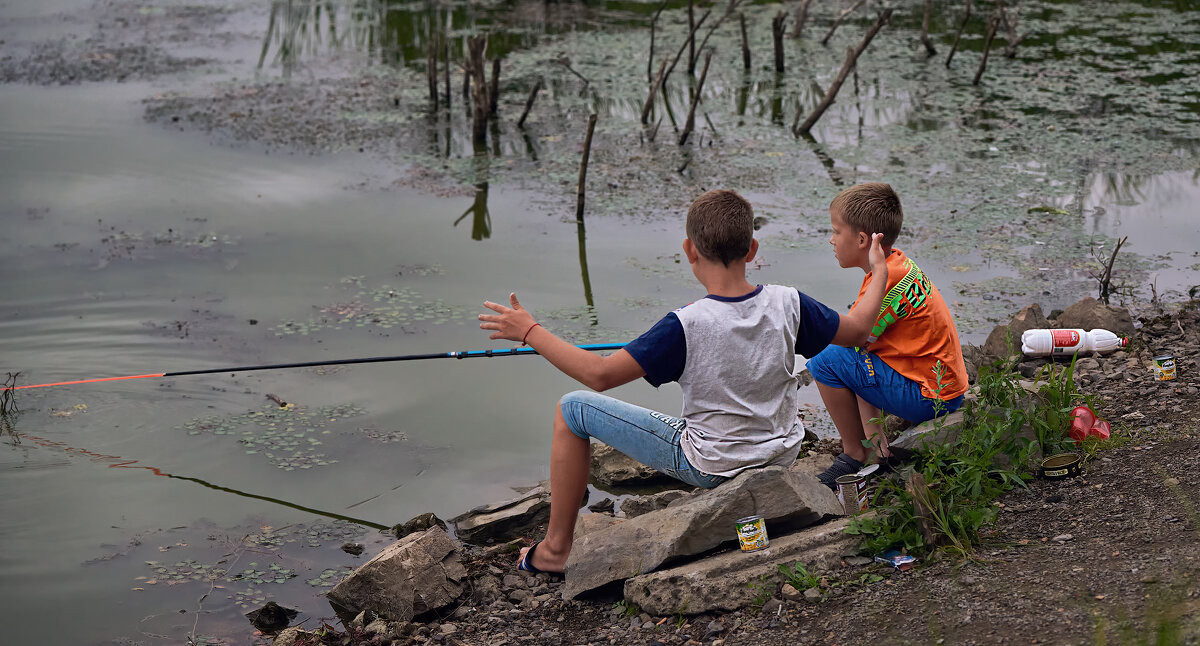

{"left": 1, "top": 0, "right": 1197, "bottom": 643}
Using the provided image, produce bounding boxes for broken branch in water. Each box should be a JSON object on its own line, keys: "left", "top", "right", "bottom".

{"left": 973, "top": 14, "right": 1000, "bottom": 85}
{"left": 692, "top": 0, "right": 742, "bottom": 70}
{"left": 920, "top": 0, "right": 938, "bottom": 56}
{"left": 821, "top": 0, "right": 867, "bottom": 46}
{"left": 739, "top": 13, "right": 751, "bottom": 70}
{"left": 642, "top": 58, "right": 669, "bottom": 125}
{"left": 997, "top": 1, "right": 1024, "bottom": 58}
{"left": 772, "top": 11, "right": 787, "bottom": 73}
{"left": 517, "top": 78, "right": 542, "bottom": 129}
{"left": 575, "top": 114, "right": 599, "bottom": 224}
{"left": 1, "top": 372, "right": 20, "bottom": 422}
{"left": 792, "top": 0, "right": 815, "bottom": 39}
{"left": 680, "top": 50, "right": 713, "bottom": 145}
{"left": 946, "top": 0, "right": 972, "bottom": 68}
{"left": 1091, "top": 235, "right": 1129, "bottom": 305}
{"left": 648, "top": 0, "right": 668, "bottom": 83}
{"left": 554, "top": 55, "right": 592, "bottom": 86}
{"left": 796, "top": 9, "right": 893, "bottom": 135}
{"left": 664, "top": 9, "right": 711, "bottom": 83}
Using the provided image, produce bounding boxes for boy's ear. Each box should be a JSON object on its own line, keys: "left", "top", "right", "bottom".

{"left": 856, "top": 229, "right": 871, "bottom": 248}
{"left": 744, "top": 238, "right": 759, "bottom": 263}
{"left": 683, "top": 238, "right": 700, "bottom": 264}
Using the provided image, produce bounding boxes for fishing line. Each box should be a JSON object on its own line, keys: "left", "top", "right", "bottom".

{"left": 15, "top": 431, "right": 389, "bottom": 530}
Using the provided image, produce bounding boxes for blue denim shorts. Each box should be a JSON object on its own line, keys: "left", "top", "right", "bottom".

{"left": 559, "top": 391, "right": 728, "bottom": 490}
{"left": 806, "top": 345, "right": 963, "bottom": 423}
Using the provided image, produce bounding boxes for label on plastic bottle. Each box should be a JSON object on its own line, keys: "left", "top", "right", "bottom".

{"left": 1051, "top": 330, "right": 1081, "bottom": 348}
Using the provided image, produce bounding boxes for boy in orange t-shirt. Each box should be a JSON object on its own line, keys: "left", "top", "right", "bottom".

{"left": 807, "top": 183, "right": 969, "bottom": 489}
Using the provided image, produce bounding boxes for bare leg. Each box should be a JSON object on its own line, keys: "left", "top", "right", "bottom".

{"left": 520, "top": 400, "right": 589, "bottom": 573}
{"left": 816, "top": 382, "right": 869, "bottom": 463}
{"left": 856, "top": 397, "right": 891, "bottom": 460}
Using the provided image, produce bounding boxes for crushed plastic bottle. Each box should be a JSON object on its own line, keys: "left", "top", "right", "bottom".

{"left": 1021, "top": 328, "right": 1128, "bottom": 357}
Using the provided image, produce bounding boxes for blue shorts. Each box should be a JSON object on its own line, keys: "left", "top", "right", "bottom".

{"left": 559, "top": 391, "right": 728, "bottom": 490}
{"left": 806, "top": 345, "right": 963, "bottom": 423}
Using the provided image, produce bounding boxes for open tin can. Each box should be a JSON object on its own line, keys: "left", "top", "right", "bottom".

{"left": 1039, "top": 452, "right": 1082, "bottom": 480}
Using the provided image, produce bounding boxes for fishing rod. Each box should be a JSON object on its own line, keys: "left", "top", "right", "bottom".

{"left": 2, "top": 342, "right": 628, "bottom": 392}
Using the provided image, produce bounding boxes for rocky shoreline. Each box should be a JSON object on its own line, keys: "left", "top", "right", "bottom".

{"left": 256, "top": 296, "right": 1199, "bottom": 646}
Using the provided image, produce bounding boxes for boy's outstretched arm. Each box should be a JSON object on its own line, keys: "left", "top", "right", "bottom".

{"left": 830, "top": 233, "right": 890, "bottom": 347}
{"left": 479, "top": 293, "right": 645, "bottom": 392}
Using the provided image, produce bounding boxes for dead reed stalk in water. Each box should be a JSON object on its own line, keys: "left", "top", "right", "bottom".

{"left": 1, "top": 372, "right": 20, "bottom": 421}
{"left": 920, "top": 0, "right": 938, "bottom": 56}
{"left": 489, "top": 58, "right": 501, "bottom": 115}
{"left": 467, "top": 34, "right": 490, "bottom": 144}
{"left": 680, "top": 50, "right": 713, "bottom": 145}
{"left": 664, "top": 10, "right": 710, "bottom": 83}
{"left": 997, "top": 1, "right": 1023, "bottom": 58}
{"left": 792, "top": 0, "right": 814, "bottom": 39}
{"left": 517, "top": 78, "right": 542, "bottom": 129}
{"left": 427, "top": 39, "right": 438, "bottom": 106}
{"left": 648, "top": 0, "right": 669, "bottom": 83}
{"left": 946, "top": 0, "right": 972, "bottom": 68}
{"left": 821, "top": 0, "right": 866, "bottom": 46}
{"left": 1092, "top": 235, "right": 1129, "bottom": 305}
{"left": 443, "top": 35, "right": 452, "bottom": 110}
{"left": 739, "top": 13, "right": 751, "bottom": 70}
{"left": 973, "top": 15, "right": 1000, "bottom": 85}
{"left": 772, "top": 11, "right": 787, "bottom": 73}
{"left": 575, "top": 114, "right": 599, "bottom": 224}
{"left": 642, "top": 58, "right": 669, "bottom": 125}
{"left": 693, "top": 0, "right": 742, "bottom": 70}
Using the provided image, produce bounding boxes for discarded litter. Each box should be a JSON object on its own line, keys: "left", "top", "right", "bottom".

{"left": 1068, "top": 405, "right": 1110, "bottom": 444}
{"left": 874, "top": 550, "right": 916, "bottom": 572}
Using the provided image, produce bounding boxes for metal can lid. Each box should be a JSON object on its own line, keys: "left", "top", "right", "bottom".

{"left": 835, "top": 473, "right": 866, "bottom": 484}
{"left": 856, "top": 463, "right": 880, "bottom": 478}
{"left": 1154, "top": 354, "right": 1174, "bottom": 361}
{"left": 735, "top": 515, "right": 763, "bottom": 524}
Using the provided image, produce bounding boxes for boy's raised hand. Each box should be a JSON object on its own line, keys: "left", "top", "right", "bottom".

{"left": 868, "top": 233, "right": 888, "bottom": 274}
{"left": 479, "top": 293, "right": 538, "bottom": 343}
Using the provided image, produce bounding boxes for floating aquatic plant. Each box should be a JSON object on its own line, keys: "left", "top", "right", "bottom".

{"left": 178, "top": 403, "right": 364, "bottom": 471}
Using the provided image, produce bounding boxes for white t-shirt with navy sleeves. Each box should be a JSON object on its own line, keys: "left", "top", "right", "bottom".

{"left": 624, "top": 284, "right": 839, "bottom": 477}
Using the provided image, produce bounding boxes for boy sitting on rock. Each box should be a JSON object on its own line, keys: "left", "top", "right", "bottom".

{"left": 478, "top": 189, "right": 888, "bottom": 575}
{"left": 808, "top": 182, "right": 969, "bottom": 489}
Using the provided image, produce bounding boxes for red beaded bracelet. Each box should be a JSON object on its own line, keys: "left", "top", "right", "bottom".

{"left": 521, "top": 323, "right": 542, "bottom": 345}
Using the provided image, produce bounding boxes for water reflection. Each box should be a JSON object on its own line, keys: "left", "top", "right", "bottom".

{"left": 454, "top": 146, "right": 492, "bottom": 240}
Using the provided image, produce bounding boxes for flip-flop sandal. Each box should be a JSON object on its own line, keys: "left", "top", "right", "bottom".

{"left": 817, "top": 452, "right": 865, "bottom": 490}
{"left": 517, "top": 540, "right": 564, "bottom": 577}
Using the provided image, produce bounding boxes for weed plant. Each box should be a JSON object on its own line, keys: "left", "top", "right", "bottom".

{"left": 778, "top": 561, "right": 820, "bottom": 591}
{"left": 845, "top": 359, "right": 1089, "bottom": 557}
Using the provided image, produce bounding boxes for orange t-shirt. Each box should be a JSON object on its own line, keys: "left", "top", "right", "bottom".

{"left": 849, "top": 249, "right": 968, "bottom": 401}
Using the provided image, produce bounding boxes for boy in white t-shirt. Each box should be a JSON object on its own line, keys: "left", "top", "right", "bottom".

{"left": 478, "top": 189, "right": 888, "bottom": 575}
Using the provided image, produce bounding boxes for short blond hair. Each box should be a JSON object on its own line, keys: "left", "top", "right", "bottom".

{"left": 686, "top": 190, "right": 754, "bottom": 266}
{"left": 829, "top": 182, "right": 903, "bottom": 247}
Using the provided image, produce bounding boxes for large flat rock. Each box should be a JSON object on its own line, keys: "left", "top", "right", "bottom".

{"left": 450, "top": 487, "right": 550, "bottom": 545}
{"left": 623, "top": 516, "right": 862, "bottom": 615}
{"left": 326, "top": 526, "right": 465, "bottom": 623}
{"left": 561, "top": 466, "right": 841, "bottom": 599}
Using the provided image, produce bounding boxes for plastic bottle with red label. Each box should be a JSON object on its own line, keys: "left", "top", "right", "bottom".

{"left": 1020, "top": 328, "right": 1127, "bottom": 357}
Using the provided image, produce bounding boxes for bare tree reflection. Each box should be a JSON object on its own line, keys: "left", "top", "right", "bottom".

{"left": 454, "top": 143, "right": 492, "bottom": 240}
